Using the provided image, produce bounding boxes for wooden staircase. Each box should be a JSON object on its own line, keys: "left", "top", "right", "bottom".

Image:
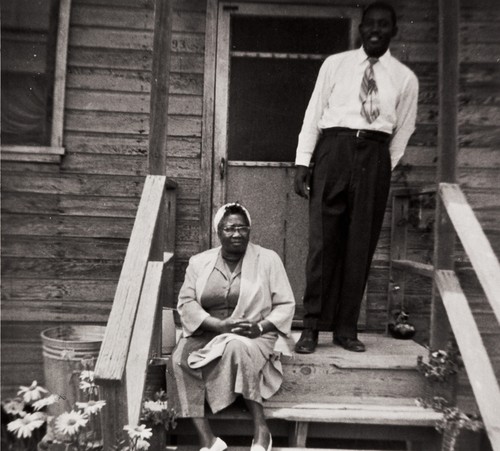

{"left": 169, "top": 332, "right": 443, "bottom": 451}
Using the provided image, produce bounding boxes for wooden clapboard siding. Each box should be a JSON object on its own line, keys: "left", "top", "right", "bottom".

{"left": 1, "top": 0, "right": 156, "bottom": 397}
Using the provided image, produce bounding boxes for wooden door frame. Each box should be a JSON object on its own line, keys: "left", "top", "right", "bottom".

{"left": 201, "top": 0, "right": 362, "bottom": 249}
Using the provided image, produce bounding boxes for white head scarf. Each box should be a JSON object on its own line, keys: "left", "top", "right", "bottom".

{"left": 213, "top": 202, "right": 252, "bottom": 232}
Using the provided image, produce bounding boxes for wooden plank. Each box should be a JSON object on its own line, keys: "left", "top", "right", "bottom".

{"left": 149, "top": 0, "right": 173, "bottom": 175}
{"left": 168, "top": 448, "right": 402, "bottom": 451}
{"left": 1, "top": 257, "right": 122, "bottom": 280}
{"left": 168, "top": 95, "right": 203, "bottom": 116}
{"left": 439, "top": 183, "right": 500, "bottom": 325}
{"left": 126, "top": 261, "right": 163, "bottom": 426}
{"left": 95, "top": 175, "right": 166, "bottom": 381}
{"left": 1, "top": 145, "right": 65, "bottom": 155}
{"left": 199, "top": 0, "right": 218, "bottom": 249}
{"left": 71, "top": 4, "right": 154, "bottom": 29}
{"left": 68, "top": 48, "right": 153, "bottom": 70}
{"left": 167, "top": 116, "right": 202, "bottom": 137}
{"left": 430, "top": 0, "right": 460, "bottom": 349}
{"left": 2, "top": 342, "right": 43, "bottom": 363}
{"left": 70, "top": 27, "right": 153, "bottom": 50}
{"left": 1, "top": 236, "right": 127, "bottom": 260}
{"left": 66, "top": 91, "right": 150, "bottom": 113}
{"left": 392, "top": 260, "right": 434, "bottom": 278}
{"left": 66, "top": 68, "right": 151, "bottom": 92}
{"left": 64, "top": 134, "right": 149, "bottom": 155}
{"left": 1, "top": 162, "right": 62, "bottom": 174}
{"left": 74, "top": 0, "right": 153, "bottom": 9}
{"left": 1, "top": 153, "right": 62, "bottom": 164}
{"left": 1, "top": 192, "right": 139, "bottom": 217}
{"left": 169, "top": 73, "right": 204, "bottom": 95}
{"left": 388, "top": 194, "right": 409, "bottom": 324}
{"left": 51, "top": 0, "right": 72, "bottom": 148}
{"left": 1, "top": 278, "right": 117, "bottom": 301}
{"left": 1, "top": 301, "right": 112, "bottom": 322}
{"left": 65, "top": 111, "right": 150, "bottom": 135}
{"left": 435, "top": 270, "right": 500, "bottom": 451}
{"left": 289, "top": 422, "right": 308, "bottom": 448}
{"left": 265, "top": 404, "right": 442, "bottom": 426}
{"left": 170, "top": 54, "right": 205, "bottom": 74}
{"left": 2, "top": 214, "right": 134, "bottom": 238}
{"left": 62, "top": 153, "right": 148, "bottom": 176}
{"left": 171, "top": 33, "right": 205, "bottom": 53}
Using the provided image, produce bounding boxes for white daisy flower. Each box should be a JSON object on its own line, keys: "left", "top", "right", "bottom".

{"left": 7, "top": 412, "right": 46, "bottom": 438}
{"left": 123, "top": 424, "right": 153, "bottom": 440}
{"left": 136, "top": 438, "right": 151, "bottom": 450}
{"left": 33, "top": 394, "right": 60, "bottom": 411}
{"left": 17, "top": 381, "right": 48, "bottom": 403}
{"left": 76, "top": 399, "right": 106, "bottom": 415}
{"left": 2, "top": 397, "right": 26, "bottom": 416}
{"left": 79, "top": 370, "right": 95, "bottom": 382}
{"left": 55, "top": 410, "right": 88, "bottom": 436}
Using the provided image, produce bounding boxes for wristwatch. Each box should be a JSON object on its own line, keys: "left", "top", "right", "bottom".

{"left": 256, "top": 323, "right": 264, "bottom": 336}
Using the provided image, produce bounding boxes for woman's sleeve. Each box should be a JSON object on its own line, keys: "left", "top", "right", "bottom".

{"left": 177, "top": 257, "right": 210, "bottom": 336}
{"left": 263, "top": 252, "right": 296, "bottom": 336}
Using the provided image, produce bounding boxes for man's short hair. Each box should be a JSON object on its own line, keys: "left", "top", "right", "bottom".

{"left": 362, "top": 1, "right": 397, "bottom": 28}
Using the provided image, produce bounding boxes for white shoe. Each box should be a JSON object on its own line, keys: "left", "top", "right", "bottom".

{"left": 250, "top": 434, "right": 272, "bottom": 451}
{"left": 200, "top": 437, "right": 227, "bottom": 451}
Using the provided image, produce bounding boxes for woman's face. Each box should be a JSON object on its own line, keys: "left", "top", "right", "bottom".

{"left": 218, "top": 213, "right": 250, "bottom": 256}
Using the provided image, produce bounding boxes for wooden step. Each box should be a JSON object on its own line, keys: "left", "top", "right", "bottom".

{"left": 264, "top": 402, "right": 442, "bottom": 426}
{"left": 171, "top": 399, "right": 442, "bottom": 449}
{"left": 167, "top": 448, "right": 406, "bottom": 451}
{"left": 274, "top": 332, "right": 428, "bottom": 403}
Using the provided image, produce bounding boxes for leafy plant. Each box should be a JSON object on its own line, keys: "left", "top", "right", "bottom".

{"left": 1, "top": 360, "right": 176, "bottom": 451}
{"left": 416, "top": 397, "right": 483, "bottom": 451}
{"left": 417, "top": 342, "right": 463, "bottom": 383}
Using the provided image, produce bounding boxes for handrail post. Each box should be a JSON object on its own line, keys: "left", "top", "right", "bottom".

{"left": 387, "top": 191, "right": 409, "bottom": 331}
{"left": 431, "top": 0, "right": 460, "bottom": 349}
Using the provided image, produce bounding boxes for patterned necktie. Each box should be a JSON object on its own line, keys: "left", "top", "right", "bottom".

{"left": 360, "top": 57, "right": 380, "bottom": 123}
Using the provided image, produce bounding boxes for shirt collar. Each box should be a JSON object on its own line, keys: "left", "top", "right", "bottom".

{"left": 358, "top": 46, "right": 392, "bottom": 67}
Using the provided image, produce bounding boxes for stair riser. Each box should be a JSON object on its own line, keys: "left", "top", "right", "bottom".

{"left": 275, "top": 365, "right": 426, "bottom": 401}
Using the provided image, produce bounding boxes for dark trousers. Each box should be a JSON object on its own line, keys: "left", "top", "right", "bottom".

{"left": 302, "top": 129, "right": 392, "bottom": 338}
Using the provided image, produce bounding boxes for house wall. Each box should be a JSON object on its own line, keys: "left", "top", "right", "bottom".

{"left": 1, "top": 0, "right": 498, "bottom": 398}
{"left": 1, "top": 0, "right": 156, "bottom": 396}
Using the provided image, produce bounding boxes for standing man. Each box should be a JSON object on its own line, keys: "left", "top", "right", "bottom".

{"left": 294, "top": 2, "right": 418, "bottom": 353}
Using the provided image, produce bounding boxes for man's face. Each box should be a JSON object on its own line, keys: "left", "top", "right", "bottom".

{"left": 359, "top": 8, "right": 397, "bottom": 58}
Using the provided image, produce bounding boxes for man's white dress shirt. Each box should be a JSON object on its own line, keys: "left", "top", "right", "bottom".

{"left": 296, "top": 47, "right": 419, "bottom": 170}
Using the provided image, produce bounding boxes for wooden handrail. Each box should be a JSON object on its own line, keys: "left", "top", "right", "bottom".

{"left": 95, "top": 175, "right": 169, "bottom": 381}
{"left": 439, "top": 183, "right": 500, "bottom": 326}
{"left": 388, "top": 183, "right": 500, "bottom": 450}
{"left": 435, "top": 270, "right": 500, "bottom": 451}
{"left": 94, "top": 175, "right": 176, "bottom": 447}
{"left": 126, "top": 259, "right": 169, "bottom": 426}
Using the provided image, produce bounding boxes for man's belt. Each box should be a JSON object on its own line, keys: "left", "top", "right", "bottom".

{"left": 322, "top": 127, "right": 391, "bottom": 143}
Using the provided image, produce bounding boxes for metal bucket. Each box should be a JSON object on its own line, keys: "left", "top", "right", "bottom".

{"left": 41, "top": 325, "right": 105, "bottom": 415}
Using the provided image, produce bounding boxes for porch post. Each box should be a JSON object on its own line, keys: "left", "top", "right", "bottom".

{"left": 430, "top": 0, "right": 460, "bottom": 349}
{"left": 148, "top": 0, "right": 173, "bottom": 176}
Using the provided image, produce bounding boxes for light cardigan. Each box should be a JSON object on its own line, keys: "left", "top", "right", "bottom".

{"left": 178, "top": 242, "right": 296, "bottom": 340}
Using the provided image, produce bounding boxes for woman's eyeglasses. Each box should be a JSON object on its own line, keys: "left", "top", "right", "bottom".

{"left": 222, "top": 225, "right": 251, "bottom": 235}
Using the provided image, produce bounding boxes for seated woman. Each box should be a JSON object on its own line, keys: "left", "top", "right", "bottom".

{"left": 167, "top": 202, "right": 295, "bottom": 451}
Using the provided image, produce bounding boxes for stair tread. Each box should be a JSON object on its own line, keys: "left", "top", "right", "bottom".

{"left": 168, "top": 448, "right": 405, "bottom": 451}
{"left": 265, "top": 404, "right": 442, "bottom": 425}
{"left": 207, "top": 399, "right": 442, "bottom": 426}
{"left": 281, "top": 332, "right": 426, "bottom": 369}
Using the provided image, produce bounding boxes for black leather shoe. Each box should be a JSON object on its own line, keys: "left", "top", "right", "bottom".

{"left": 295, "top": 329, "right": 319, "bottom": 354}
{"left": 333, "top": 336, "right": 365, "bottom": 352}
